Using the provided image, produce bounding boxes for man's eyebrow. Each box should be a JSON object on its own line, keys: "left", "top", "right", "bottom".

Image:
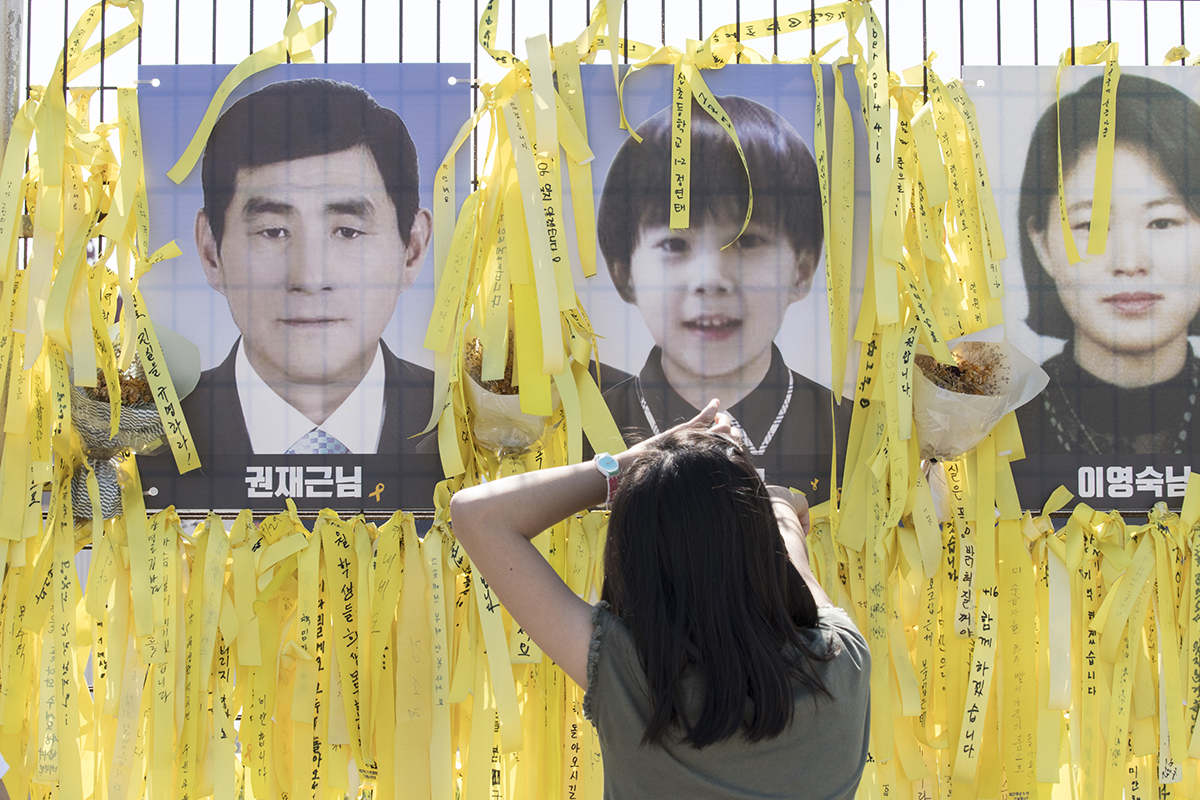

{"left": 242, "top": 197, "right": 295, "bottom": 217}
{"left": 1145, "top": 196, "right": 1187, "bottom": 210}
{"left": 326, "top": 198, "right": 376, "bottom": 218}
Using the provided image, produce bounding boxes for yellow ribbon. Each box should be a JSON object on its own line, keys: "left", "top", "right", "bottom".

{"left": 1054, "top": 41, "right": 1120, "bottom": 264}
{"left": 166, "top": 0, "right": 338, "bottom": 184}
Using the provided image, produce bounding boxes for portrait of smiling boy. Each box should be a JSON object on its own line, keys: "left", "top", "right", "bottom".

{"left": 598, "top": 95, "right": 851, "bottom": 491}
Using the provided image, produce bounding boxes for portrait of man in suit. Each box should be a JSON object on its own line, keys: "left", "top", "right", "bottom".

{"left": 184, "top": 77, "right": 435, "bottom": 457}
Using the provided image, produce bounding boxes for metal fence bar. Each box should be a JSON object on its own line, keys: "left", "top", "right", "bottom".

{"left": 17, "top": 1, "right": 1200, "bottom": 95}
{"left": 0, "top": 0, "right": 19, "bottom": 155}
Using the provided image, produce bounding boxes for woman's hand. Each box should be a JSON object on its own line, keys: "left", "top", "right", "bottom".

{"left": 620, "top": 398, "right": 736, "bottom": 466}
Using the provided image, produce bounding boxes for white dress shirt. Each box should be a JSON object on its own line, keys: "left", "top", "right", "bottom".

{"left": 235, "top": 340, "right": 386, "bottom": 454}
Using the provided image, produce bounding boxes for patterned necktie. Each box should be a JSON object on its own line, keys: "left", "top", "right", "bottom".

{"left": 286, "top": 429, "right": 350, "bottom": 455}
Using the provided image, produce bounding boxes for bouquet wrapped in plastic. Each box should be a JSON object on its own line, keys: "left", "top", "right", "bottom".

{"left": 70, "top": 360, "right": 167, "bottom": 518}
{"left": 912, "top": 331, "right": 1047, "bottom": 462}
{"left": 912, "top": 330, "right": 1048, "bottom": 521}
{"left": 464, "top": 337, "right": 560, "bottom": 453}
{"left": 69, "top": 324, "right": 200, "bottom": 519}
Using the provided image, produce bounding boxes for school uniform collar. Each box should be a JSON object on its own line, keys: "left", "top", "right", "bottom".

{"left": 635, "top": 345, "right": 793, "bottom": 453}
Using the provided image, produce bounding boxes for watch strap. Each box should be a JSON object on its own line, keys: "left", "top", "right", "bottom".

{"left": 593, "top": 453, "right": 620, "bottom": 506}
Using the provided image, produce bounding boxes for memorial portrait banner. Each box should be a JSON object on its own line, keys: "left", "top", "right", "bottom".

{"left": 135, "top": 64, "right": 471, "bottom": 511}
{"left": 966, "top": 66, "right": 1200, "bottom": 511}
{"left": 567, "top": 63, "right": 870, "bottom": 500}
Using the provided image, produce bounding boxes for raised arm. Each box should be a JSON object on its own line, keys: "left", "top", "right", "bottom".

{"left": 450, "top": 399, "right": 729, "bottom": 689}
{"left": 767, "top": 486, "right": 833, "bottom": 608}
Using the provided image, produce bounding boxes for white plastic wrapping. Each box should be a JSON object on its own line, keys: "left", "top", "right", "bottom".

{"left": 926, "top": 461, "right": 953, "bottom": 523}
{"left": 914, "top": 331, "right": 1048, "bottom": 522}
{"left": 912, "top": 328, "right": 1048, "bottom": 462}
{"left": 464, "top": 375, "right": 561, "bottom": 453}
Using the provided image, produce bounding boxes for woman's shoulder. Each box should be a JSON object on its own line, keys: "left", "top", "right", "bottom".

{"left": 582, "top": 603, "right": 641, "bottom": 723}
{"left": 815, "top": 606, "right": 869, "bottom": 662}
{"left": 800, "top": 607, "right": 872, "bottom": 711}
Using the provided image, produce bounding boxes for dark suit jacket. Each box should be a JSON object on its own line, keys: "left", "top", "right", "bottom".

{"left": 180, "top": 339, "right": 435, "bottom": 458}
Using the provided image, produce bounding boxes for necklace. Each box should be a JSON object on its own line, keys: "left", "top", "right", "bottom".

{"left": 1039, "top": 356, "right": 1199, "bottom": 455}
{"left": 634, "top": 370, "right": 795, "bottom": 456}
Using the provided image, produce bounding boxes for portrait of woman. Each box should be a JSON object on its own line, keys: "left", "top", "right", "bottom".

{"left": 1016, "top": 74, "right": 1200, "bottom": 455}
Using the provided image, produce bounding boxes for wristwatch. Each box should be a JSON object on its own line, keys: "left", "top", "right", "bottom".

{"left": 593, "top": 452, "right": 620, "bottom": 507}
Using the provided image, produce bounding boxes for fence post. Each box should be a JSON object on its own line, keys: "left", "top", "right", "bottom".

{"left": 0, "top": 0, "right": 19, "bottom": 156}
{"left": 0, "top": 0, "right": 16, "bottom": 470}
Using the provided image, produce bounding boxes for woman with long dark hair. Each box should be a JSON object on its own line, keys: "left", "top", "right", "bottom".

{"left": 450, "top": 401, "right": 870, "bottom": 798}
{"left": 1017, "top": 74, "right": 1200, "bottom": 454}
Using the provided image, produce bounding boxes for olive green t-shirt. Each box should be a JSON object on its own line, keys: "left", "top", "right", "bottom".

{"left": 583, "top": 604, "right": 871, "bottom": 799}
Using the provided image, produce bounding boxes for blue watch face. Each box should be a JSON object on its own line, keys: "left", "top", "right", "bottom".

{"left": 596, "top": 454, "right": 619, "bottom": 475}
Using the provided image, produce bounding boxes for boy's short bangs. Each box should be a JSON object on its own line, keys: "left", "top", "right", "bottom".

{"left": 632, "top": 148, "right": 788, "bottom": 232}
{"left": 598, "top": 95, "right": 824, "bottom": 303}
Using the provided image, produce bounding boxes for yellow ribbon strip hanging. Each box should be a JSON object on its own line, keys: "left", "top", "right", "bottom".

{"left": 678, "top": 53, "right": 755, "bottom": 246}
{"left": 828, "top": 58, "right": 857, "bottom": 397}
{"left": 10, "top": 2, "right": 1200, "bottom": 799}
{"left": 1053, "top": 41, "right": 1120, "bottom": 264}
{"left": 106, "top": 87, "right": 146, "bottom": 377}
{"left": 669, "top": 51, "right": 694, "bottom": 230}
{"left": 860, "top": 3, "right": 899, "bottom": 328}
{"left": 0, "top": 103, "right": 34, "bottom": 393}
{"left": 530, "top": 117, "right": 594, "bottom": 280}
{"left": 130, "top": 281, "right": 200, "bottom": 473}
{"left": 166, "top": 0, "right": 338, "bottom": 184}
{"left": 554, "top": 41, "right": 599, "bottom": 279}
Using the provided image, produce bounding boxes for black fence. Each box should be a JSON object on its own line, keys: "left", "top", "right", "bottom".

{"left": 23, "top": 1, "right": 1200, "bottom": 142}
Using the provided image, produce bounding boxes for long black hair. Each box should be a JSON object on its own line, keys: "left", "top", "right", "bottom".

{"left": 600, "top": 429, "right": 832, "bottom": 749}
{"left": 1019, "top": 74, "right": 1200, "bottom": 338}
